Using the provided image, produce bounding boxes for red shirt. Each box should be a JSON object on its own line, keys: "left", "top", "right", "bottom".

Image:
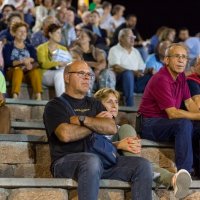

{"left": 139, "top": 66, "right": 191, "bottom": 118}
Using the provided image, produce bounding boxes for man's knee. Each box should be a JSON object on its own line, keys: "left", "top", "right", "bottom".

{"left": 137, "top": 157, "right": 152, "bottom": 174}
{"left": 82, "top": 153, "right": 103, "bottom": 174}
{"left": 122, "top": 70, "right": 134, "bottom": 80}
{"left": 175, "top": 119, "right": 193, "bottom": 135}
{"left": 129, "top": 157, "right": 152, "bottom": 179}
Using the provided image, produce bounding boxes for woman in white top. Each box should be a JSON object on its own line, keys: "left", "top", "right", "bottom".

{"left": 110, "top": 4, "right": 125, "bottom": 33}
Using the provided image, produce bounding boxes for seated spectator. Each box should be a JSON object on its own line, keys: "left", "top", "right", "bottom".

{"left": 94, "top": 87, "right": 192, "bottom": 199}
{"left": 159, "top": 27, "right": 176, "bottom": 43}
{"left": 0, "top": 0, "right": 35, "bottom": 27}
{"left": 98, "top": 1, "right": 112, "bottom": 35}
{"left": 138, "top": 43, "right": 200, "bottom": 176}
{"left": 56, "top": 7, "right": 76, "bottom": 48}
{"left": 187, "top": 57, "right": 200, "bottom": 108}
{"left": 0, "top": 4, "right": 16, "bottom": 32}
{"left": 83, "top": 10, "right": 110, "bottom": 53}
{"left": 43, "top": 60, "right": 152, "bottom": 200}
{"left": 0, "top": 11, "right": 26, "bottom": 44}
{"left": 185, "top": 34, "right": 200, "bottom": 66}
{"left": 145, "top": 40, "right": 171, "bottom": 74}
{"left": 70, "top": 29, "right": 106, "bottom": 93}
{"left": 175, "top": 27, "right": 190, "bottom": 43}
{"left": 187, "top": 57, "right": 200, "bottom": 176}
{"left": 77, "top": 1, "right": 89, "bottom": 18}
{"left": 31, "top": 16, "right": 57, "bottom": 47}
{"left": 108, "top": 28, "right": 152, "bottom": 106}
{"left": 148, "top": 26, "right": 168, "bottom": 54}
{"left": 0, "top": 70, "right": 10, "bottom": 134}
{"left": 110, "top": 4, "right": 125, "bottom": 33}
{"left": 37, "top": 23, "right": 70, "bottom": 97}
{"left": 75, "top": 10, "right": 91, "bottom": 31}
{"left": 3, "top": 21, "right": 42, "bottom": 99}
{"left": 32, "top": 0, "right": 56, "bottom": 33}
{"left": 111, "top": 14, "right": 148, "bottom": 61}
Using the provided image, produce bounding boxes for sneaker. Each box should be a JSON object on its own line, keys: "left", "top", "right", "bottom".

{"left": 173, "top": 169, "right": 192, "bottom": 199}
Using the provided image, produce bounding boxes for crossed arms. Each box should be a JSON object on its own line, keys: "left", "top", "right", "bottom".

{"left": 55, "top": 111, "right": 117, "bottom": 143}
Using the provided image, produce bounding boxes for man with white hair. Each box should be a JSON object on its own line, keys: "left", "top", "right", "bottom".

{"left": 108, "top": 28, "right": 152, "bottom": 106}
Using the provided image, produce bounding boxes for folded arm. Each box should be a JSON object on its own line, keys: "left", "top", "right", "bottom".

{"left": 165, "top": 98, "right": 200, "bottom": 120}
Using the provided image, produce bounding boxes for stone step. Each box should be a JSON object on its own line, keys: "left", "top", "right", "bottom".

{"left": 0, "top": 178, "right": 199, "bottom": 200}
{"left": 0, "top": 133, "right": 47, "bottom": 143}
{"left": 0, "top": 178, "right": 130, "bottom": 189}
{"left": 6, "top": 82, "right": 142, "bottom": 106}
{"left": 0, "top": 134, "right": 172, "bottom": 148}
{"left": 11, "top": 121, "right": 45, "bottom": 130}
{"left": 0, "top": 134, "right": 175, "bottom": 178}
{"left": 6, "top": 83, "right": 55, "bottom": 100}
{"left": 6, "top": 98, "right": 48, "bottom": 106}
{"left": 6, "top": 99, "right": 138, "bottom": 124}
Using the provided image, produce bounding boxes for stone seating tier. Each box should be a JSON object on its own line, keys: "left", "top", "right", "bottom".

{"left": 1, "top": 95, "right": 199, "bottom": 199}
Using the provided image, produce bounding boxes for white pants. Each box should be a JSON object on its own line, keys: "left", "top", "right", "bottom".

{"left": 42, "top": 68, "right": 65, "bottom": 97}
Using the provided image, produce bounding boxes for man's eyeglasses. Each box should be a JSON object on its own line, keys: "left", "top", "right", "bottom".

{"left": 167, "top": 54, "right": 189, "bottom": 61}
{"left": 127, "top": 35, "right": 136, "bottom": 40}
{"left": 68, "top": 71, "right": 95, "bottom": 79}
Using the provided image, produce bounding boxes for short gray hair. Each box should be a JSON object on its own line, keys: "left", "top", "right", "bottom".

{"left": 165, "top": 43, "right": 188, "bottom": 57}
{"left": 118, "top": 28, "right": 132, "bottom": 41}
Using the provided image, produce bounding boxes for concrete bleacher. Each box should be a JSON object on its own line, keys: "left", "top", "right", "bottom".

{"left": 0, "top": 134, "right": 200, "bottom": 199}
{"left": 1, "top": 89, "right": 200, "bottom": 199}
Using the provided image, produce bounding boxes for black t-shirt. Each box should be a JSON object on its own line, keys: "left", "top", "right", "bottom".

{"left": 187, "top": 80, "right": 200, "bottom": 97}
{"left": 43, "top": 93, "right": 105, "bottom": 164}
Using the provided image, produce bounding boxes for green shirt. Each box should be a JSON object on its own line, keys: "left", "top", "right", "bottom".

{"left": 89, "top": 2, "right": 96, "bottom": 11}
{"left": 0, "top": 71, "right": 6, "bottom": 93}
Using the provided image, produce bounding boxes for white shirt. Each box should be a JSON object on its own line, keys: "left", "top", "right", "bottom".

{"left": 108, "top": 43, "right": 145, "bottom": 71}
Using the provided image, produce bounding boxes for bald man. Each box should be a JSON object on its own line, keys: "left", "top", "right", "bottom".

{"left": 43, "top": 60, "right": 152, "bottom": 200}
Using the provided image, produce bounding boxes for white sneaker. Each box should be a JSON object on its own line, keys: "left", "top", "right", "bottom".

{"left": 173, "top": 169, "right": 192, "bottom": 199}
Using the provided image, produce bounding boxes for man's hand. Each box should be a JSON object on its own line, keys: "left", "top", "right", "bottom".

{"left": 70, "top": 116, "right": 80, "bottom": 125}
{"left": 96, "top": 111, "right": 113, "bottom": 119}
{"left": 116, "top": 136, "right": 141, "bottom": 154}
{"left": 134, "top": 70, "right": 144, "bottom": 77}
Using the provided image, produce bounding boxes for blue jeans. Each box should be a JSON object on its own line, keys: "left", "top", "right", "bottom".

{"left": 53, "top": 152, "right": 152, "bottom": 200}
{"left": 117, "top": 70, "right": 152, "bottom": 106}
{"left": 141, "top": 118, "right": 193, "bottom": 172}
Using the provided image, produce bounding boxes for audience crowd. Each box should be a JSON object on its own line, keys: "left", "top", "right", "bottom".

{"left": 0, "top": 0, "right": 199, "bottom": 103}
{"left": 0, "top": 0, "right": 200, "bottom": 198}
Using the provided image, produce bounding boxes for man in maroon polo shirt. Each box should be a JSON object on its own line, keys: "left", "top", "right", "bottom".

{"left": 139, "top": 43, "right": 200, "bottom": 175}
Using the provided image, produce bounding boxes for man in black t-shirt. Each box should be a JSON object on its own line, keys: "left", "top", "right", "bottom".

{"left": 43, "top": 60, "right": 152, "bottom": 200}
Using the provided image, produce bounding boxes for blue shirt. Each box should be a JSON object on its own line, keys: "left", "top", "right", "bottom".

{"left": 145, "top": 54, "right": 163, "bottom": 72}
{"left": 187, "top": 80, "right": 200, "bottom": 97}
{"left": 185, "top": 37, "right": 200, "bottom": 60}
{"left": 31, "top": 31, "right": 48, "bottom": 47}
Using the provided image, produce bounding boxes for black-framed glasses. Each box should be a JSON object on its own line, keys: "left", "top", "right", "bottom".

{"left": 68, "top": 71, "right": 95, "bottom": 79}
{"left": 167, "top": 54, "right": 189, "bottom": 61}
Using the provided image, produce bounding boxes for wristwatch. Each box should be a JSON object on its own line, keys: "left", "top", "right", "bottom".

{"left": 78, "top": 115, "right": 86, "bottom": 126}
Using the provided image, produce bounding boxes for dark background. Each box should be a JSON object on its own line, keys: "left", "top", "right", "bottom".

{"left": 73, "top": 0, "right": 199, "bottom": 39}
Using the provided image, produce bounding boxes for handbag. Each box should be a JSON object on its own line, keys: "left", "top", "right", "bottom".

{"left": 85, "top": 133, "right": 117, "bottom": 169}
{"left": 59, "top": 95, "right": 118, "bottom": 169}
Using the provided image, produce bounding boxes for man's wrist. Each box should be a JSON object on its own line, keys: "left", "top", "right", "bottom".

{"left": 78, "top": 115, "right": 86, "bottom": 126}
